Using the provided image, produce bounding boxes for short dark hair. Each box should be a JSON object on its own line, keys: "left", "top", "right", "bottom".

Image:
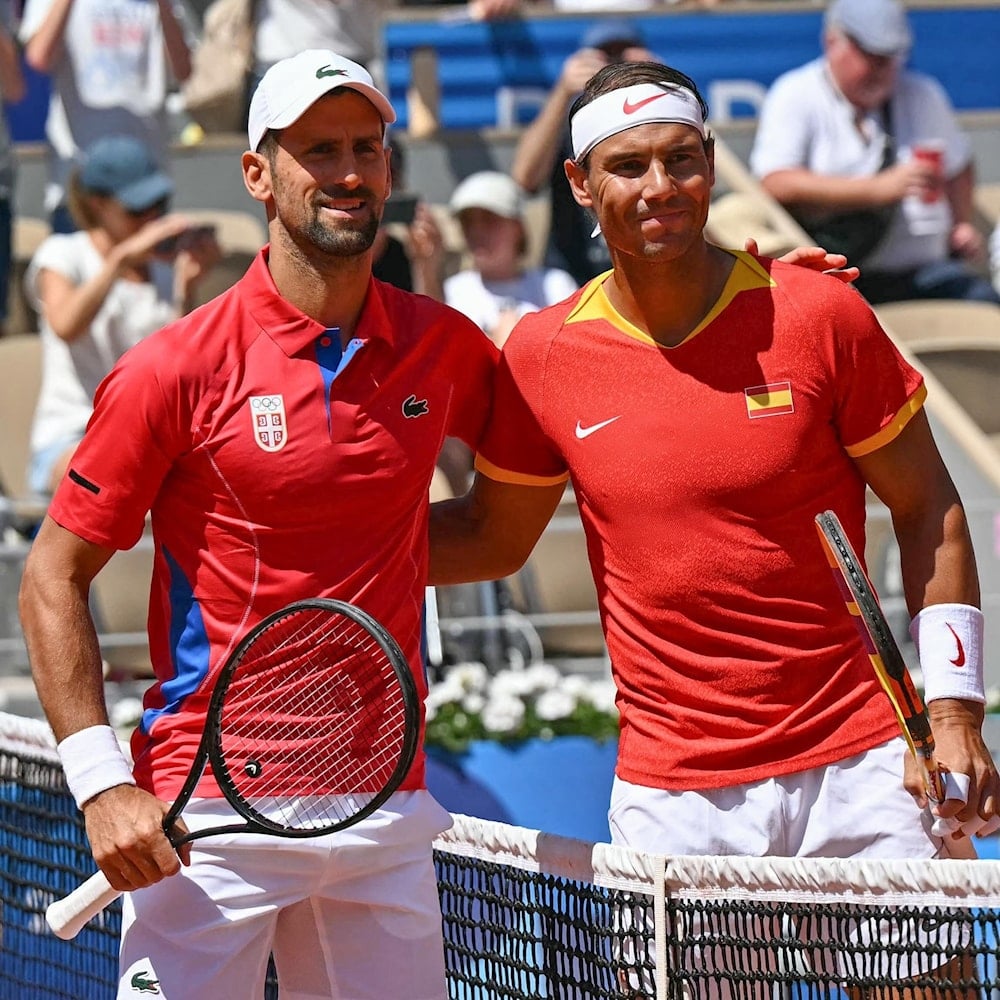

{"left": 258, "top": 130, "right": 281, "bottom": 164}
{"left": 569, "top": 61, "right": 711, "bottom": 167}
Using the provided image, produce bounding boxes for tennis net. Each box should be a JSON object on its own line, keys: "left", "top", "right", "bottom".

{"left": 3, "top": 710, "right": 1000, "bottom": 999}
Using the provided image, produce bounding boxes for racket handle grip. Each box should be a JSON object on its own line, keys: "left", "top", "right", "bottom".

{"left": 46, "top": 870, "right": 122, "bottom": 940}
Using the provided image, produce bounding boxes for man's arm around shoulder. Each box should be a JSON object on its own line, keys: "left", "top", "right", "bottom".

{"left": 429, "top": 473, "right": 565, "bottom": 585}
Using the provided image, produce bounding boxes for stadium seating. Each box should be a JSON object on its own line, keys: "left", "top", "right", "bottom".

{"left": 91, "top": 538, "right": 156, "bottom": 680}
{"left": 0, "top": 334, "right": 48, "bottom": 530}
{"left": 8, "top": 216, "right": 48, "bottom": 336}
{"left": 875, "top": 299, "right": 1000, "bottom": 445}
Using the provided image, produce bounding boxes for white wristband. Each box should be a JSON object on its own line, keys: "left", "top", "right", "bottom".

{"left": 909, "top": 603, "right": 985, "bottom": 704}
{"left": 56, "top": 724, "right": 136, "bottom": 810}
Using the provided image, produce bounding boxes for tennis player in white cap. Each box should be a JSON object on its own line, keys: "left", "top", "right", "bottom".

{"left": 21, "top": 48, "right": 499, "bottom": 1000}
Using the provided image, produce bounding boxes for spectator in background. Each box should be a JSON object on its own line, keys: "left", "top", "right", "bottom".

{"left": 439, "top": 169, "right": 578, "bottom": 494}
{"left": 254, "top": 0, "right": 523, "bottom": 88}
{"left": 26, "top": 135, "right": 220, "bottom": 494}
{"left": 20, "top": 0, "right": 193, "bottom": 235}
{"left": 445, "top": 170, "right": 577, "bottom": 349}
{"left": 0, "top": 0, "right": 25, "bottom": 336}
{"left": 751, "top": 0, "right": 998, "bottom": 307}
{"left": 511, "top": 18, "right": 658, "bottom": 286}
{"left": 373, "top": 141, "right": 446, "bottom": 301}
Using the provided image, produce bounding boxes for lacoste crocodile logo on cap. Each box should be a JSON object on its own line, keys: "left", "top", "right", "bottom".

{"left": 316, "top": 65, "right": 348, "bottom": 79}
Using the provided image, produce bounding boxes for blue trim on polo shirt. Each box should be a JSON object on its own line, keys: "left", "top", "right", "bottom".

{"left": 315, "top": 329, "right": 365, "bottom": 435}
{"left": 140, "top": 546, "right": 210, "bottom": 734}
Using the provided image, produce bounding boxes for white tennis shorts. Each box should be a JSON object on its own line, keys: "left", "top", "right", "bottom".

{"left": 608, "top": 738, "right": 971, "bottom": 999}
{"left": 609, "top": 735, "right": 940, "bottom": 859}
{"left": 117, "top": 790, "right": 452, "bottom": 1000}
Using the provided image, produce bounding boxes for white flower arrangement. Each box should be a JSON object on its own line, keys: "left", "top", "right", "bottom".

{"left": 425, "top": 662, "right": 620, "bottom": 753}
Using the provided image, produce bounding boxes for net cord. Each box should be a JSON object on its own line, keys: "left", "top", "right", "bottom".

{"left": 438, "top": 813, "right": 1000, "bottom": 908}
{"left": 7, "top": 712, "right": 1000, "bottom": 908}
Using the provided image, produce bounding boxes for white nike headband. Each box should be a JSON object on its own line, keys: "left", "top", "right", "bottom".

{"left": 570, "top": 83, "right": 707, "bottom": 161}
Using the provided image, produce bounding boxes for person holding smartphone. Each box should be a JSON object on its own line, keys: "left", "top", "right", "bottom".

{"left": 25, "top": 134, "right": 221, "bottom": 495}
{"left": 372, "top": 142, "right": 446, "bottom": 301}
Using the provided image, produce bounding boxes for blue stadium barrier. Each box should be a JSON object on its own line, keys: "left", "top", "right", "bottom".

{"left": 384, "top": 6, "right": 1000, "bottom": 132}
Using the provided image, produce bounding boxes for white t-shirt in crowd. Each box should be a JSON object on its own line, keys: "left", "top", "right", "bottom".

{"left": 444, "top": 266, "right": 578, "bottom": 336}
{"left": 19, "top": 0, "right": 176, "bottom": 213}
{"left": 750, "top": 58, "right": 972, "bottom": 273}
{"left": 26, "top": 231, "right": 177, "bottom": 456}
{"left": 253, "top": 0, "right": 386, "bottom": 74}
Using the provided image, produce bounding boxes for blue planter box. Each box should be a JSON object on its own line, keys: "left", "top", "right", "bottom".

{"left": 425, "top": 736, "right": 619, "bottom": 843}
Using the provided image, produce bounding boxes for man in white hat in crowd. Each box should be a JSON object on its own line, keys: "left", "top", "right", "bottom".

{"left": 751, "top": 0, "right": 997, "bottom": 306}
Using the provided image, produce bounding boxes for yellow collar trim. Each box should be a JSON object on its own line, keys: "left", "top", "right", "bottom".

{"left": 565, "top": 249, "right": 776, "bottom": 348}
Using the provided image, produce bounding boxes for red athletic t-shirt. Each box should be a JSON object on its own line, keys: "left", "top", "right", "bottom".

{"left": 48, "top": 250, "right": 498, "bottom": 798}
{"left": 477, "top": 252, "right": 922, "bottom": 790}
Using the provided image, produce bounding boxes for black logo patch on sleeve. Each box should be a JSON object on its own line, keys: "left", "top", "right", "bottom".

{"left": 68, "top": 469, "right": 101, "bottom": 495}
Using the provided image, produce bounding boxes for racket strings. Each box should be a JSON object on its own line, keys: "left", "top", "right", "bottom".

{"left": 214, "top": 607, "right": 412, "bottom": 831}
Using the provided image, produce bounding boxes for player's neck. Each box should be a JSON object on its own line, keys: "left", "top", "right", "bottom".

{"left": 605, "top": 242, "right": 734, "bottom": 348}
{"left": 267, "top": 239, "right": 373, "bottom": 336}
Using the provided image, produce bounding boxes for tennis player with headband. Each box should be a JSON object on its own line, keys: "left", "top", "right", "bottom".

{"left": 430, "top": 60, "right": 998, "bottom": 995}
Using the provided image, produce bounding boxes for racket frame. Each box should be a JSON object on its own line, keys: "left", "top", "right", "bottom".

{"left": 165, "top": 597, "right": 420, "bottom": 843}
{"left": 814, "top": 509, "right": 945, "bottom": 804}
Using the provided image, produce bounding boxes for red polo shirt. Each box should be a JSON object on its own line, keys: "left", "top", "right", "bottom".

{"left": 476, "top": 253, "right": 919, "bottom": 790}
{"left": 48, "top": 250, "right": 498, "bottom": 798}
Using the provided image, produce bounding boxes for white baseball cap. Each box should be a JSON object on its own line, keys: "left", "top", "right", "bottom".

{"left": 449, "top": 171, "right": 525, "bottom": 221}
{"left": 247, "top": 50, "right": 397, "bottom": 151}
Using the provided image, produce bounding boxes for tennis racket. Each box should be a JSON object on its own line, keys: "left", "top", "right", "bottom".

{"left": 814, "top": 510, "right": 947, "bottom": 806}
{"left": 47, "top": 598, "right": 420, "bottom": 940}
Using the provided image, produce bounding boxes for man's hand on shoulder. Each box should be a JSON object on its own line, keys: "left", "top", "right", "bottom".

{"left": 745, "top": 238, "right": 860, "bottom": 284}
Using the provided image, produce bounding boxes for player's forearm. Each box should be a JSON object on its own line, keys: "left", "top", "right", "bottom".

{"left": 894, "top": 499, "right": 980, "bottom": 617}
{"left": 20, "top": 572, "right": 110, "bottom": 742}
{"left": 428, "top": 495, "right": 521, "bottom": 585}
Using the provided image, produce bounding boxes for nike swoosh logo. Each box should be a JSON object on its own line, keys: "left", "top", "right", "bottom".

{"left": 622, "top": 92, "right": 669, "bottom": 115}
{"left": 946, "top": 623, "right": 966, "bottom": 667}
{"left": 575, "top": 416, "right": 621, "bottom": 440}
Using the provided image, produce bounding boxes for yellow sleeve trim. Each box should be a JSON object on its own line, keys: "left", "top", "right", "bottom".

{"left": 474, "top": 454, "right": 570, "bottom": 487}
{"left": 844, "top": 384, "right": 928, "bottom": 458}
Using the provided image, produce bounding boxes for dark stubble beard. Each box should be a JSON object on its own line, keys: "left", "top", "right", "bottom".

{"left": 302, "top": 201, "right": 380, "bottom": 258}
